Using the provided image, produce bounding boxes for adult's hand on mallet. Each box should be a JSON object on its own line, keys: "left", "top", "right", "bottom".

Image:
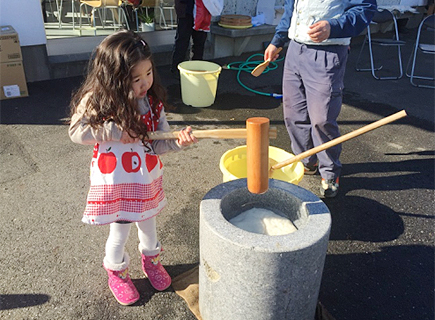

{"left": 307, "top": 20, "right": 331, "bottom": 43}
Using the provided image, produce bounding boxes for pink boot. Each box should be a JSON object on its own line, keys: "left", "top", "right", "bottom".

{"left": 103, "top": 254, "right": 140, "bottom": 306}
{"left": 140, "top": 243, "right": 171, "bottom": 291}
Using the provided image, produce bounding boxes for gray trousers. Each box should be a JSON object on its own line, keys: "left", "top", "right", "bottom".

{"left": 282, "top": 40, "right": 349, "bottom": 180}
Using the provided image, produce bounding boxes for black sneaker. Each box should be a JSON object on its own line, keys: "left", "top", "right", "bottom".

{"left": 304, "top": 163, "right": 318, "bottom": 175}
{"left": 320, "top": 178, "right": 339, "bottom": 198}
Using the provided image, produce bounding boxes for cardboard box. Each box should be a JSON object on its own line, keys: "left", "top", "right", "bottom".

{"left": 0, "top": 25, "right": 22, "bottom": 63}
{"left": 0, "top": 61, "right": 28, "bottom": 100}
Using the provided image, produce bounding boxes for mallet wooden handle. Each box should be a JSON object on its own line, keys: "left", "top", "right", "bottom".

{"left": 247, "top": 117, "right": 270, "bottom": 194}
{"left": 271, "top": 110, "right": 407, "bottom": 171}
{"left": 145, "top": 128, "right": 277, "bottom": 140}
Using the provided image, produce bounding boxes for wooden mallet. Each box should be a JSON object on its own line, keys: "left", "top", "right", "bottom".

{"left": 246, "top": 117, "right": 270, "bottom": 194}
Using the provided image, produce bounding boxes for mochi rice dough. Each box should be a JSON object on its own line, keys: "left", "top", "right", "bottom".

{"left": 229, "top": 207, "right": 297, "bottom": 235}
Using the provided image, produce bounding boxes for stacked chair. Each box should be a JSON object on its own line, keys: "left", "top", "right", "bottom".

{"left": 406, "top": 14, "right": 435, "bottom": 88}
{"left": 78, "top": 0, "right": 130, "bottom": 36}
{"left": 355, "top": 8, "right": 406, "bottom": 80}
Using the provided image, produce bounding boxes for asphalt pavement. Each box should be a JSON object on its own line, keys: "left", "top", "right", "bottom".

{"left": 0, "top": 28, "right": 434, "bottom": 320}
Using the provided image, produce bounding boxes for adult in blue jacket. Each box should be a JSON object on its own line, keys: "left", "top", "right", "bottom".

{"left": 264, "top": 0, "right": 377, "bottom": 198}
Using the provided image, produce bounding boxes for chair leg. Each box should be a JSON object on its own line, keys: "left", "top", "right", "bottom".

{"left": 72, "top": 0, "right": 75, "bottom": 29}
{"left": 169, "top": 7, "right": 174, "bottom": 28}
{"left": 410, "top": 50, "right": 435, "bottom": 88}
{"left": 391, "top": 17, "right": 404, "bottom": 80}
{"left": 359, "top": 42, "right": 404, "bottom": 79}
{"left": 78, "top": 3, "right": 97, "bottom": 36}
{"left": 79, "top": 3, "right": 83, "bottom": 36}
{"left": 112, "top": 9, "right": 117, "bottom": 28}
{"left": 367, "top": 32, "right": 382, "bottom": 79}
{"left": 355, "top": 35, "right": 369, "bottom": 71}
{"left": 79, "top": 3, "right": 91, "bottom": 27}
{"left": 368, "top": 31, "right": 404, "bottom": 80}
{"left": 356, "top": 15, "right": 405, "bottom": 80}
{"left": 99, "top": 8, "right": 105, "bottom": 28}
{"left": 158, "top": 6, "right": 167, "bottom": 29}
{"left": 120, "top": 7, "right": 130, "bottom": 30}
{"left": 405, "top": 43, "right": 416, "bottom": 78}
{"left": 410, "top": 52, "right": 418, "bottom": 86}
{"left": 355, "top": 34, "right": 383, "bottom": 75}
{"left": 46, "top": 0, "right": 55, "bottom": 20}
{"left": 406, "top": 28, "right": 435, "bottom": 88}
{"left": 396, "top": 44, "right": 404, "bottom": 79}
{"left": 135, "top": 9, "right": 139, "bottom": 31}
{"left": 93, "top": 9, "right": 97, "bottom": 36}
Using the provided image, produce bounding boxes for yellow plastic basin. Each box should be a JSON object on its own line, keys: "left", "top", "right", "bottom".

{"left": 220, "top": 145, "right": 304, "bottom": 185}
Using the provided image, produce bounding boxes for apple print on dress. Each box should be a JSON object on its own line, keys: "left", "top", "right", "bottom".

{"left": 91, "top": 144, "right": 99, "bottom": 168}
{"left": 145, "top": 153, "right": 162, "bottom": 172}
{"left": 122, "top": 149, "right": 142, "bottom": 173}
{"left": 92, "top": 144, "right": 99, "bottom": 158}
{"left": 98, "top": 147, "right": 117, "bottom": 174}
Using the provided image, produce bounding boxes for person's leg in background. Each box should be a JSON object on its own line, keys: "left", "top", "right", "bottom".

{"left": 301, "top": 44, "right": 348, "bottom": 197}
{"left": 283, "top": 40, "right": 319, "bottom": 173}
{"left": 41, "top": 0, "right": 48, "bottom": 22}
{"left": 283, "top": 41, "right": 348, "bottom": 197}
{"left": 191, "top": 29, "right": 207, "bottom": 60}
{"left": 171, "top": 14, "right": 194, "bottom": 74}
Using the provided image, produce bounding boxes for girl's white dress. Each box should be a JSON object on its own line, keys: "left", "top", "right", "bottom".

{"left": 69, "top": 94, "right": 182, "bottom": 225}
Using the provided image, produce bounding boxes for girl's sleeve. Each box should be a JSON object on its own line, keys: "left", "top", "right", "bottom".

{"left": 150, "top": 109, "right": 183, "bottom": 155}
{"left": 68, "top": 94, "right": 123, "bottom": 145}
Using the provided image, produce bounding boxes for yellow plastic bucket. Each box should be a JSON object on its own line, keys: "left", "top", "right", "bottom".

{"left": 178, "top": 61, "right": 222, "bottom": 107}
{"left": 219, "top": 145, "right": 305, "bottom": 185}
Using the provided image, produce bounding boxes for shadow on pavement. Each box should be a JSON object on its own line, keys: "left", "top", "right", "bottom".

{"left": 0, "top": 294, "right": 50, "bottom": 310}
{"left": 326, "top": 195, "right": 405, "bottom": 242}
{"left": 320, "top": 244, "right": 434, "bottom": 320}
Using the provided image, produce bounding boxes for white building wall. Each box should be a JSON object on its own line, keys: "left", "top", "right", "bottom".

{"left": 0, "top": 0, "right": 47, "bottom": 46}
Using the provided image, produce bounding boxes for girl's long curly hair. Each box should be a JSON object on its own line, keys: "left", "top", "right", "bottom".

{"left": 70, "top": 30, "right": 167, "bottom": 139}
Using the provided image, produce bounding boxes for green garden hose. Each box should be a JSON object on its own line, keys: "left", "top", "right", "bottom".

{"left": 225, "top": 53, "right": 284, "bottom": 99}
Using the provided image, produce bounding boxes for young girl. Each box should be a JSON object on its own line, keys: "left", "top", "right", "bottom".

{"left": 69, "top": 30, "right": 197, "bottom": 306}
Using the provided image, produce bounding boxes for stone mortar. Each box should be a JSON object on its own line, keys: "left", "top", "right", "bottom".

{"left": 199, "top": 178, "right": 331, "bottom": 320}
